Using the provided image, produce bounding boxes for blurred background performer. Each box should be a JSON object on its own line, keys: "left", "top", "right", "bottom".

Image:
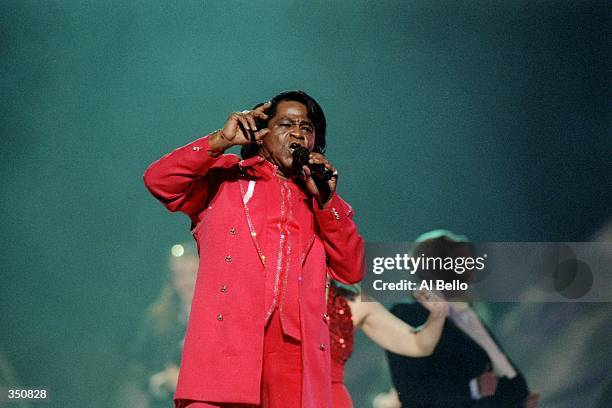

{"left": 143, "top": 91, "right": 364, "bottom": 408}
{"left": 118, "top": 243, "right": 198, "bottom": 408}
{"left": 327, "top": 281, "right": 447, "bottom": 408}
{"left": 385, "top": 230, "right": 537, "bottom": 408}
{"left": 0, "top": 350, "right": 31, "bottom": 408}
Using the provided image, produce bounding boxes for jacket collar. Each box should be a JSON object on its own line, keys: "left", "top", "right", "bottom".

{"left": 238, "top": 154, "right": 266, "bottom": 169}
{"left": 238, "top": 155, "right": 280, "bottom": 179}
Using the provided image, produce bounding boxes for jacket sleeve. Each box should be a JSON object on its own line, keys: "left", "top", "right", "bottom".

{"left": 314, "top": 194, "right": 365, "bottom": 284}
{"left": 143, "top": 134, "right": 237, "bottom": 221}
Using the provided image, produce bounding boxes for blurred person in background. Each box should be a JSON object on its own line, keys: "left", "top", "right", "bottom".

{"left": 0, "top": 350, "right": 31, "bottom": 408}
{"left": 118, "top": 243, "right": 198, "bottom": 408}
{"left": 327, "top": 281, "right": 447, "bottom": 408}
{"left": 384, "top": 230, "right": 537, "bottom": 408}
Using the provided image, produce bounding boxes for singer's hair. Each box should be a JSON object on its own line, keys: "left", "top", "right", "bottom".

{"left": 241, "top": 90, "right": 327, "bottom": 159}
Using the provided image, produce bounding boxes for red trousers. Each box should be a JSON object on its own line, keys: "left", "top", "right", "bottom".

{"left": 177, "top": 310, "right": 303, "bottom": 408}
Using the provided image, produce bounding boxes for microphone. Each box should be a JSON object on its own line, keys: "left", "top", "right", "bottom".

{"left": 292, "top": 145, "right": 334, "bottom": 181}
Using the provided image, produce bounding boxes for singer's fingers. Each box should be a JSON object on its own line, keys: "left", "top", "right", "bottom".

{"left": 238, "top": 114, "right": 252, "bottom": 131}
{"left": 308, "top": 152, "right": 329, "bottom": 165}
{"left": 308, "top": 154, "right": 337, "bottom": 181}
{"left": 222, "top": 116, "right": 238, "bottom": 139}
{"left": 254, "top": 101, "right": 272, "bottom": 114}
{"left": 326, "top": 162, "right": 338, "bottom": 193}
{"left": 253, "top": 128, "right": 270, "bottom": 140}
{"left": 327, "top": 178, "right": 337, "bottom": 194}
{"left": 327, "top": 173, "right": 338, "bottom": 197}
{"left": 232, "top": 112, "right": 251, "bottom": 131}
{"left": 251, "top": 109, "right": 269, "bottom": 120}
{"left": 302, "top": 165, "right": 313, "bottom": 180}
{"left": 308, "top": 158, "right": 329, "bottom": 165}
{"left": 301, "top": 165, "right": 319, "bottom": 194}
{"left": 244, "top": 114, "right": 258, "bottom": 133}
{"left": 238, "top": 116, "right": 258, "bottom": 143}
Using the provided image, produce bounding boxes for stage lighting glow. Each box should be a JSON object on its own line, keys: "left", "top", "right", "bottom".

{"left": 171, "top": 244, "right": 185, "bottom": 257}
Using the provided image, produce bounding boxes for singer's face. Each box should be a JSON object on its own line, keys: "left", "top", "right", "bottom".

{"left": 259, "top": 100, "right": 315, "bottom": 177}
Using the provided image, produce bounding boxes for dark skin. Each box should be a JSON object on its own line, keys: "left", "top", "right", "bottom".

{"left": 208, "top": 100, "right": 338, "bottom": 209}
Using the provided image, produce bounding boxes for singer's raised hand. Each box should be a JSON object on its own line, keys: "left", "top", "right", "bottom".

{"left": 208, "top": 102, "right": 271, "bottom": 153}
{"left": 302, "top": 152, "right": 338, "bottom": 209}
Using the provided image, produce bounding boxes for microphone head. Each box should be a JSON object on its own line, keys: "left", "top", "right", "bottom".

{"left": 292, "top": 145, "right": 310, "bottom": 169}
{"left": 291, "top": 144, "right": 333, "bottom": 181}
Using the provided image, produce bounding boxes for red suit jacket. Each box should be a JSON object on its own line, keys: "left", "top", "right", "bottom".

{"left": 143, "top": 135, "right": 364, "bottom": 407}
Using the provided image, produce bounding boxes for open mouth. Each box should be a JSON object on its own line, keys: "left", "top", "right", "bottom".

{"left": 288, "top": 142, "right": 302, "bottom": 153}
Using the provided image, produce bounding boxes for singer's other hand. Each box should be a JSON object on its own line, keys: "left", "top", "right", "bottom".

{"left": 302, "top": 152, "right": 338, "bottom": 209}
{"left": 209, "top": 102, "right": 271, "bottom": 153}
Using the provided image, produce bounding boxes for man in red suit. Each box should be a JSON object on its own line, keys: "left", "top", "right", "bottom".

{"left": 143, "top": 90, "right": 364, "bottom": 408}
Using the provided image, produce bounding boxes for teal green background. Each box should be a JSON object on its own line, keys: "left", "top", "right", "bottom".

{"left": 1, "top": 1, "right": 609, "bottom": 407}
